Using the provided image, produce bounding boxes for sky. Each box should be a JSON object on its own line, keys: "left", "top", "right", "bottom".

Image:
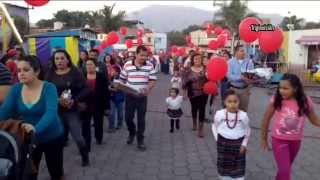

{"left": 3, "top": 1, "right": 320, "bottom": 23}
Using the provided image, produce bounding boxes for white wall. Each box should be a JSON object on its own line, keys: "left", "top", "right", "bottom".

{"left": 288, "top": 29, "right": 320, "bottom": 67}
{"left": 153, "top": 33, "right": 167, "bottom": 52}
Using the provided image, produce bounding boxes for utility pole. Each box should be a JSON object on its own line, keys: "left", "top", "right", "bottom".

{"left": 286, "top": 11, "right": 294, "bottom": 70}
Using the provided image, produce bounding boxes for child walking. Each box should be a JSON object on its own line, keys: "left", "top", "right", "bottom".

{"left": 212, "top": 89, "right": 251, "bottom": 180}
{"left": 166, "top": 88, "right": 183, "bottom": 133}
{"left": 109, "top": 66, "right": 125, "bottom": 132}
{"left": 170, "top": 70, "right": 182, "bottom": 89}
{"left": 261, "top": 73, "right": 320, "bottom": 180}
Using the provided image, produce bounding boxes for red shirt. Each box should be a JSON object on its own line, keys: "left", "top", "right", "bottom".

{"left": 86, "top": 78, "right": 96, "bottom": 112}
{"left": 86, "top": 78, "right": 96, "bottom": 91}
{"left": 5, "top": 60, "right": 18, "bottom": 83}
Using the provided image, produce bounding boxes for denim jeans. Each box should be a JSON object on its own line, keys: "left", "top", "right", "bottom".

{"left": 109, "top": 101, "right": 124, "bottom": 129}
{"left": 60, "top": 111, "right": 87, "bottom": 150}
{"left": 125, "top": 95, "right": 147, "bottom": 143}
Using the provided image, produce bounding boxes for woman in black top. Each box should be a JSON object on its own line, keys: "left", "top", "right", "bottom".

{"left": 45, "top": 49, "right": 90, "bottom": 166}
{"left": 81, "top": 58, "right": 109, "bottom": 151}
{"left": 78, "top": 50, "right": 88, "bottom": 74}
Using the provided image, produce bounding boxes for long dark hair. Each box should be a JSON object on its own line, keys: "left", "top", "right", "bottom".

{"left": 20, "top": 55, "right": 44, "bottom": 80}
{"left": 50, "top": 49, "right": 74, "bottom": 70}
{"left": 190, "top": 53, "right": 202, "bottom": 66}
{"left": 79, "top": 50, "right": 89, "bottom": 67}
{"left": 104, "top": 54, "right": 115, "bottom": 65}
{"left": 274, "top": 73, "right": 310, "bottom": 116}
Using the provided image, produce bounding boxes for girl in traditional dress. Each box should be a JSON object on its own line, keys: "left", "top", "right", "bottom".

{"left": 212, "top": 89, "right": 251, "bottom": 180}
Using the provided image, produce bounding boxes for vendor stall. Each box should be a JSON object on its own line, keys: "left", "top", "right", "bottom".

{"left": 25, "top": 28, "right": 99, "bottom": 65}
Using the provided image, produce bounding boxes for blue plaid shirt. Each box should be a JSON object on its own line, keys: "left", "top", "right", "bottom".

{"left": 227, "top": 58, "right": 254, "bottom": 87}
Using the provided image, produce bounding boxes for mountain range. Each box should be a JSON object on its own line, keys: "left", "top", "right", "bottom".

{"left": 126, "top": 5, "right": 284, "bottom": 33}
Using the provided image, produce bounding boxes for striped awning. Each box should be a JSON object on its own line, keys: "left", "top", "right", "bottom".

{"left": 296, "top": 36, "right": 320, "bottom": 45}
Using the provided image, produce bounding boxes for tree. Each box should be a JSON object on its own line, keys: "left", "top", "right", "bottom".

{"left": 214, "top": 0, "right": 259, "bottom": 41}
{"left": 13, "top": 16, "right": 28, "bottom": 37}
{"left": 280, "top": 15, "right": 305, "bottom": 31}
{"left": 97, "top": 4, "right": 126, "bottom": 32}
{"left": 35, "top": 4, "right": 127, "bottom": 32}
{"left": 167, "top": 31, "right": 185, "bottom": 46}
{"left": 36, "top": 19, "right": 54, "bottom": 28}
{"left": 303, "top": 21, "right": 320, "bottom": 30}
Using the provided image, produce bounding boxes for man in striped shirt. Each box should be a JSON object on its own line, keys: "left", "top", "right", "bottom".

{"left": 120, "top": 45, "right": 157, "bottom": 151}
{"left": 0, "top": 62, "right": 12, "bottom": 104}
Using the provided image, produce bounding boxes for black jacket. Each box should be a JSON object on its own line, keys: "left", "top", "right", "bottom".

{"left": 84, "top": 72, "right": 110, "bottom": 112}
{"left": 45, "top": 66, "right": 91, "bottom": 112}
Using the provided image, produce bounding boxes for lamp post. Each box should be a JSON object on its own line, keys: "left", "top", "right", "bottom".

{"left": 286, "top": 11, "right": 294, "bottom": 70}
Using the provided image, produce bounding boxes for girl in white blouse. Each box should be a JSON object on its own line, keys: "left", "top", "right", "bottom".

{"left": 212, "top": 89, "right": 251, "bottom": 180}
{"left": 166, "top": 88, "right": 183, "bottom": 133}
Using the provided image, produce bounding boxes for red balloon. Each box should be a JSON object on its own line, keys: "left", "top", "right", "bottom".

{"left": 259, "top": 27, "right": 284, "bottom": 53}
{"left": 137, "top": 28, "right": 144, "bottom": 37}
{"left": 177, "top": 47, "right": 186, "bottom": 56}
{"left": 214, "top": 26, "right": 223, "bottom": 35}
{"left": 217, "top": 34, "right": 227, "bottom": 48}
{"left": 100, "top": 40, "right": 109, "bottom": 49}
{"left": 208, "top": 40, "right": 219, "bottom": 50}
{"left": 239, "top": 17, "right": 261, "bottom": 43}
{"left": 203, "top": 81, "right": 218, "bottom": 95}
{"left": 137, "top": 38, "right": 143, "bottom": 45}
{"left": 120, "top": 26, "right": 127, "bottom": 35}
{"left": 25, "top": 0, "right": 49, "bottom": 6}
{"left": 185, "top": 35, "right": 192, "bottom": 43}
{"left": 221, "top": 29, "right": 231, "bottom": 39}
{"left": 125, "top": 39, "right": 133, "bottom": 48}
{"left": 106, "top": 31, "right": 120, "bottom": 46}
{"left": 171, "top": 45, "right": 178, "bottom": 53}
{"left": 207, "top": 23, "right": 213, "bottom": 30}
{"left": 206, "top": 57, "right": 228, "bottom": 81}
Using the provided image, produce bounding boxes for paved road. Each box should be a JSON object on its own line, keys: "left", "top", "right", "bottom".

{"left": 40, "top": 73, "right": 320, "bottom": 180}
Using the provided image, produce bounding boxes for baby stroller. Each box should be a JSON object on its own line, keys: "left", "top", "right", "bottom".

{"left": 0, "top": 120, "right": 37, "bottom": 180}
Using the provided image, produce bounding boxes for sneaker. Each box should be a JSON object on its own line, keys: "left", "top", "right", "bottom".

{"left": 126, "top": 135, "right": 135, "bottom": 145}
{"left": 169, "top": 129, "right": 174, "bottom": 133}
{"left": 137, "top": 143, "right": 146, "bottom": 151}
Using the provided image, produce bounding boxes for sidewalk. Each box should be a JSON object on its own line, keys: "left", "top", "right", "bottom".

{"left": 40, "top": 73, "right": 320, "bottom": 180}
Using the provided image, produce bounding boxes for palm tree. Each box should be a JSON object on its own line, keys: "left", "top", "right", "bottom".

{"left": 98, "top": 4, "right": 126, "bottom": 33}
{"left": 280, "top": 15, "right": 305, "bottom": 31}
{"left": 214, "top": 0, "right": 260, "bottom": 45}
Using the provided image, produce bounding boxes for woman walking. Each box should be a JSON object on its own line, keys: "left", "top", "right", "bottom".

{"left": 0, "top": 55, "right": 64, "bottom": 179}
{"left": 182, "top": 53, "right": 208, "bottom": 137}
{"left": 82, "top": 58, "right": 109, "bottom": 150}
{"left": 45, "top": 49, "right": 90, "bottom": 166}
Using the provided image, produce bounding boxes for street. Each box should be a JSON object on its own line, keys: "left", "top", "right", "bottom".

{"left": 40, "top": 73, "right": 320, "bottom": 180}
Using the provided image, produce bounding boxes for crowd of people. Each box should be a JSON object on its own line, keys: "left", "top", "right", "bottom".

{"left": 164, "top": 46, "right": 320, "bottom": 180}
{"left": 0, "top": 45, "right": 157, "bottom": 180}
{"left": 0, "top": 44, "right": 320, "bottom": 180}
